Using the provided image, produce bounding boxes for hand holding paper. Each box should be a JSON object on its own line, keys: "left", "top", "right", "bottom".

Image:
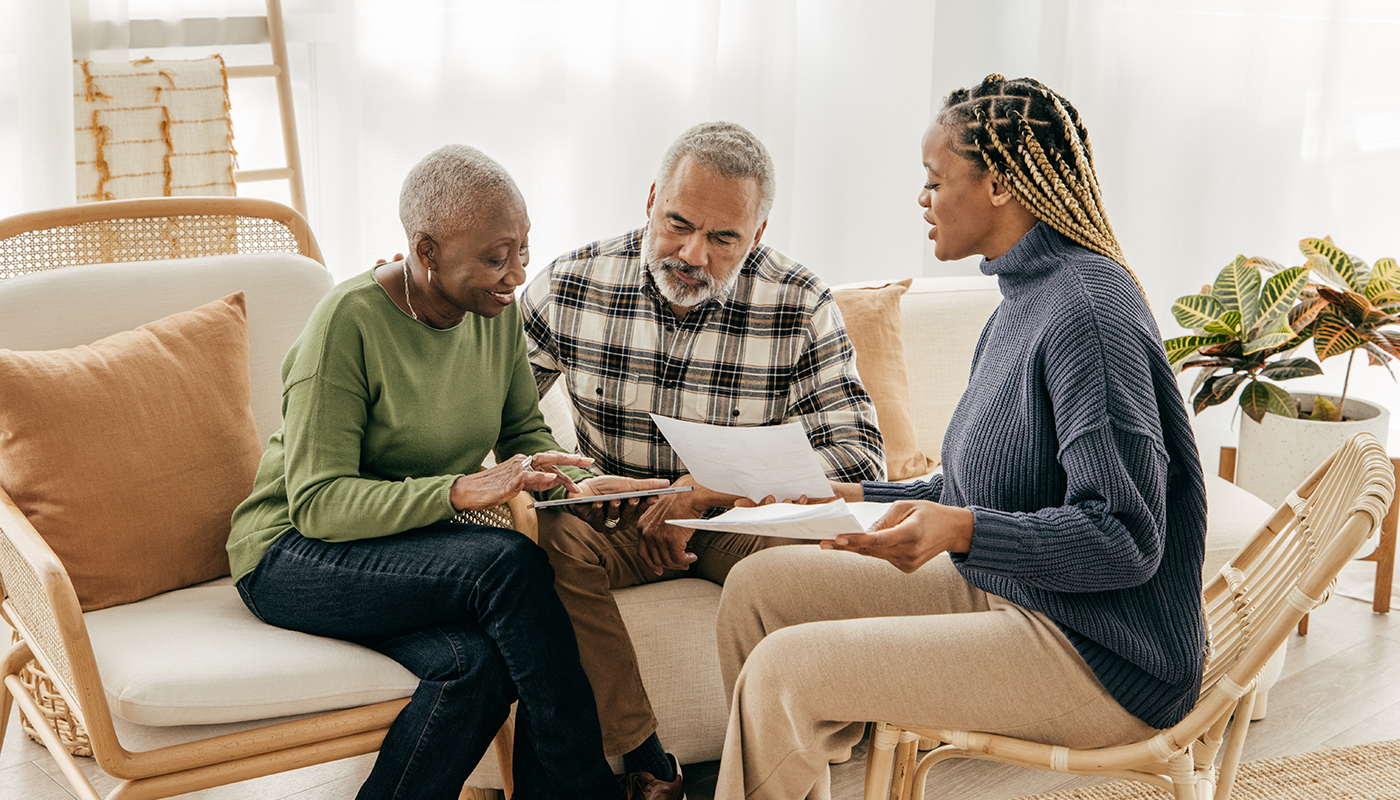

{"left": 648, "top": 414, "right": 830, "bottom": 502}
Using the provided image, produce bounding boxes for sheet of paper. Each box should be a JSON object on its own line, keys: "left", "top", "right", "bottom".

{"left": 669, "top": 500, "right": 892, "bottom": 540}
{"left": 649, "top": 414, "right": 831, "bottom": 502}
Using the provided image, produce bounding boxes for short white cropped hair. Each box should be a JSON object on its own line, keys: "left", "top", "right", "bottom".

{"left": 655, "top": 121, "right": 775, "bottom": 225}
{"left": 399, "top": 144, "right": 519, "bottom": 244}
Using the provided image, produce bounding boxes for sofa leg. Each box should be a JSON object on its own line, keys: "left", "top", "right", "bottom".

{"left": 1250, "top": 689, "right": 1269, "bottom": 721}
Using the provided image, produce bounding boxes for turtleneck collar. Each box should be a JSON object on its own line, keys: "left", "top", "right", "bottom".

{"left": 979, "top": 222, "right": 1067, "bottom": 298}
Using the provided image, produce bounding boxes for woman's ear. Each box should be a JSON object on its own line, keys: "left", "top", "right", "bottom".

{"left": 988, "top": 177, "right": 1017, "bottom": 208}
{"left": 413, "top": 233, "right": 436, "bottom": 266}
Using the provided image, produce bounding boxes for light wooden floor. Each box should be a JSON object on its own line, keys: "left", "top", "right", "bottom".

{"left": 6, "top": 580, "right": 1399, "bottom": 800}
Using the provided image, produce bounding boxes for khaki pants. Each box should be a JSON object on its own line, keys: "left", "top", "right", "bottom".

{"left": 715, "top": 547, "right": 1157, "bottom": 800}
{"left": 536, "top": 508, "right": 799, "bottom": 756}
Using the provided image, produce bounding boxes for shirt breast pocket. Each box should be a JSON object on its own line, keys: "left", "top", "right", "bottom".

{"left": 570, "top": 369, "right": 641, "bottom": 461}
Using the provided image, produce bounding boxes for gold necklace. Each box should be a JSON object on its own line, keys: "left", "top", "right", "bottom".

{"left": 402, "top": 261, "right": 420, "bottom": 321}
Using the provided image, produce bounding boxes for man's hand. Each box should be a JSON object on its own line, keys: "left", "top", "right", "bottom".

{"left": 821, "top": 500, "right": 973, "bottom": 573}
{"left": 568, "top": 475, "right": 671, "bottom": 535}
{"left": 732, "top": 480, "right": 859, "bottom": 507}
{"left": 635, "top": 474, "right": 741, "bottom": 576}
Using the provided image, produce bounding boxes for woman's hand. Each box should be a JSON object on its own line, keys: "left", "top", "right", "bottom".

{"left": 450, "top": 452, "right": 593, "bottom": 512}
{"left": 568, "top": 475, "right": 672, "bottom": 536}
{"left": 822, "top": 500, "right": 974, "bottom": 573}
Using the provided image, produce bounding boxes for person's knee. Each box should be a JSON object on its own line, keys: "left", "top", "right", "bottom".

{"left": 536, "top": 509, "right": 608, "bottom": 573}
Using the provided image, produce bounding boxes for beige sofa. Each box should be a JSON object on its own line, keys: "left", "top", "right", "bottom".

{"left": 462, "top": 275, "right": 1279, "bottom": 788}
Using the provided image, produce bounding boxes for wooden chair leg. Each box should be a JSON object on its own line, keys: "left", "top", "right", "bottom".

{"left": 890, "top": 729, "right": 921, "bottom": 800}
{"left": 864, "top": 722, "right": 900, "bottom": 800}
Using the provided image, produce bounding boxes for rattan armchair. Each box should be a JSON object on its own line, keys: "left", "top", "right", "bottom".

{"left": 0, "top": 197, "right": 525, "bottom": 800}
{"left": 863, "top": 432, "right": 1395, "bottom": 800}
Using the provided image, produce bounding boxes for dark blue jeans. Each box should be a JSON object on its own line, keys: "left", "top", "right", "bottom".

{"left": 237, "top": 522, "right": 622, "bottom": 800}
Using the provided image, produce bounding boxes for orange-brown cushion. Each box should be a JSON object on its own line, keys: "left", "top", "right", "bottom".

{"left": 833, "top": 279, "right": 935, "bottom": 480}
{"left": 0, "top": 293, "right": 261, "bottom": 611}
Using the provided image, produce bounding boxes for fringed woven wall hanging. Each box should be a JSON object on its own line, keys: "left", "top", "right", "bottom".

{"left": 74, "top": 55, "right": 237, "bottom": 203}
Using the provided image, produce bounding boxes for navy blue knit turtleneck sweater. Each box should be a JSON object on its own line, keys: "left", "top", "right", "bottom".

{"left": 862, "top": 223, "right": 1208, "bottom": 729}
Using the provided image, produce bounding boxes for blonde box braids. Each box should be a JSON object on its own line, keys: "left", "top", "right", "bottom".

{"left": 937, "top": 74, "right": 1145, "bottom": 298}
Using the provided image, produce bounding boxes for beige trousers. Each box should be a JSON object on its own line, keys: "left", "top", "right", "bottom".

{"left": 536, "top": 508, "right": 798, "bottom": 756}
{"left": 715, "top": 547, "right": 1157, "bottom": 800}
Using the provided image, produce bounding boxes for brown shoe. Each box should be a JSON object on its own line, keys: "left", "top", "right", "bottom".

{"left": 621, "top": 753, "right": 684, "bottom": 800}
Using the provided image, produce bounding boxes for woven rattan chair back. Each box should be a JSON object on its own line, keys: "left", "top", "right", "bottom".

{"left": 0, "top": 196, "right": 322, "bottom": 280}
{"left": 863, "top": 433, "right": 1394, "bottom": 800}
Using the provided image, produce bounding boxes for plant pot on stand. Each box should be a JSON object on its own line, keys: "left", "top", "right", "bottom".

{"left": 1235, "top": 393, "right": 1391, "bottom": 508}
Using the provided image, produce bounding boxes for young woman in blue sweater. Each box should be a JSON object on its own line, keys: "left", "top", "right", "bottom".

{"left": 713, "top": 75, "right": 1209, "bottom": 799}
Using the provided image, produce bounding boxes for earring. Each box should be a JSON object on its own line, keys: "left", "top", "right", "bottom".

{"left": 427, "top": 270, "right": 433, "bottom": 284}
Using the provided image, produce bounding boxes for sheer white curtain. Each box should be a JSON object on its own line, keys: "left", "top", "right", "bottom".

{"left": 277, "top": 0, "right": 937, "bottom": 288}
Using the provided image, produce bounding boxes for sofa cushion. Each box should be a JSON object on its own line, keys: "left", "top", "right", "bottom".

{"left": 85, "top": 579, "right": 418, "bottom": 726}
{"left": 0, "top": 293, "right": 262, "bottom": 611}
{"left": 832, "top": 280, "right": 935, "bottom": 480}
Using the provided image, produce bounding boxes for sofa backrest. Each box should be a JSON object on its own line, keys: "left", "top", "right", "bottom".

{"left": 0, "top": 252, "right": 333, "bottom": 445}
{"left": 899, "top": 276, "right": 1001, "bottom": 464}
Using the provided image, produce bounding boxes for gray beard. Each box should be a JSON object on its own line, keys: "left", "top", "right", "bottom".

{"left": 642, "top": 227, "right": 742, "bottom": 308}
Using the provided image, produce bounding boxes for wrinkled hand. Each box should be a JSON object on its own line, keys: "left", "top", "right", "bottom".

{"left": 569, "top": 475, "right": 672, "bottom": 535}
{"left": 450, "top": 452, "right": 593, "bottom": 512}
{"left": 374, "top": 253, "right": 406, "bottom": 265}
{"left": 821, "top": 500, "right": 974, "bottom": 573}
{"left": 635, "top": 475, "right": 737, "bottom": 576}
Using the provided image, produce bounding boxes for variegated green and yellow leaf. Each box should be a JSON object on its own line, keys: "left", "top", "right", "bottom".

{"left": 1312, "top": 308, "right": 1369, "bottom": 360}
{"left": 1238, "top": 380, "right": 1296, "bottom": 423}
{"left": 1243, "top": 256, "right": 1289, "bottom": 274}
{"left": 1193, "top": 373, "right": 1249, "bottom": 414}
{"left": 1259, "top": 357, "right": 1323, "bottom": 381}
{"left": 1365, "top": 274, "right": 1396, "bottom": 304}
{"left": 1257, "top": 266, "right": 1308, "bottom": 329}
{"left": 1171, "top": 293, "right": 1227, "bottom": 330}
{"left": 1301, "top": 237, "right": 1362, "bottom": 292}
{"left": 1372, "top": 257, "right": 1399, "bottom": 285}
{"left": 1243, "top": 316, "right": 1294, "bottom": 355}
{"left": 1163, "top": 334, "right": 1228, "bottom": 365}
{"left": 1204, "top": 310, "right": 1242, "bottom": 337}
{"left": 1213, "top": 255, "right": 1262, "bottom": 331}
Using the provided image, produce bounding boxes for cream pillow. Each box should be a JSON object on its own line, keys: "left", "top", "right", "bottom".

{"left": 832, "top": 279, "right": 935, "bottom": 480}
{"left": 0, "top": 293, "right": 262, "bottom": 610}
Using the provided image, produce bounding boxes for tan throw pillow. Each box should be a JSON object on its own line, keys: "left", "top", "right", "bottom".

{"left": 832, "top": 279, "right": 935, "bottom": 481}
{"left": 0, "top": 293, "right": 261, "bottom": 611}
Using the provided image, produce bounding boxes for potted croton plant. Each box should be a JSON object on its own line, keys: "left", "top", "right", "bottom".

{"left": 1164, "top": 237, "right": 1399, "bottom": 505}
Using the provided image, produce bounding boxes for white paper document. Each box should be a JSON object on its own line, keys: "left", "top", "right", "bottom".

{"left": 669, "top": 500, "right": 892, "bottom": 540}
{"left": 649, "top": 414, "right": 831, "bottom": 502}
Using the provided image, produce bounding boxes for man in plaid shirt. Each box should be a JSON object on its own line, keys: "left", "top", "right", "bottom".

{"left": 521, "top": 121, "right": 884, "bottom": 797}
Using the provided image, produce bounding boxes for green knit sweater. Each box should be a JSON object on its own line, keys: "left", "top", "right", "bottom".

{"left": 227, "top": 269, "right": 574, "bottom": 582}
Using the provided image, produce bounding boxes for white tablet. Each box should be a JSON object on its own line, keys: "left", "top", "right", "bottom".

{"left": 531, "top": 485, "right": 694, "bottom": 508}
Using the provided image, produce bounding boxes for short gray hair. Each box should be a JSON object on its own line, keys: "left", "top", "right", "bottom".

{"left": 399, "top": 144, "right": 519, "bottom": 243}
{"left": 655, "top": 121, "right": 775, "bottom": 225}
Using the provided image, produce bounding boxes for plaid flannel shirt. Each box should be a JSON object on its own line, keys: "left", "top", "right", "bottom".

{"left": 522, "top": 227, "right": 885, "bottom": 484}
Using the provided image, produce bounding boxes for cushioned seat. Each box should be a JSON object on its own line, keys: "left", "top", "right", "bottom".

{"left": 85, "top": 579, "right": 417, "bottom": 728}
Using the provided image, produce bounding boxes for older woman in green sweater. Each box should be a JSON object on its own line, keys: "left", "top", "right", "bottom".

{"left": 228, "top": 145, "right": 660, "bottom": 800}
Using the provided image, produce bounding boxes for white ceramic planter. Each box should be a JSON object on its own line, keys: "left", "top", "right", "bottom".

{"left": 1235, "top": 394, "right": 1391, "bottom": 508}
